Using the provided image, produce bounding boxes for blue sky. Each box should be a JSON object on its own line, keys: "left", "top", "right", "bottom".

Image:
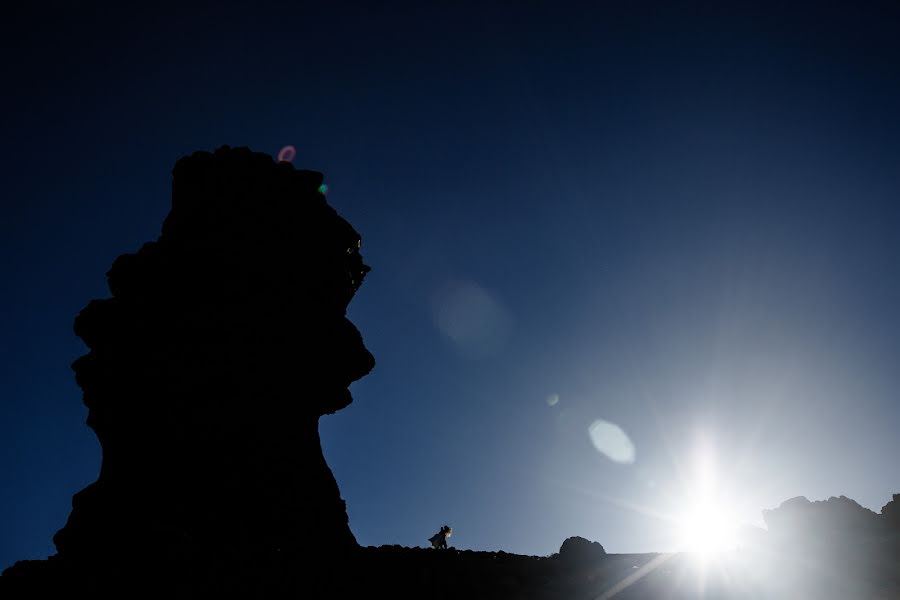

{"left": 2, "top": 1, "right": 899, "bottom": 569}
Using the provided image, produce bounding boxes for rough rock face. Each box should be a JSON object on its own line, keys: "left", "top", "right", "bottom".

{"left": 3, "top": 146, "right": 374, "bottom": 595}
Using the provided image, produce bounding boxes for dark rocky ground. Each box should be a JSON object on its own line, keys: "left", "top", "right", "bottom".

{"left": 2, "top": 146, "right": 898, "bottom": 598}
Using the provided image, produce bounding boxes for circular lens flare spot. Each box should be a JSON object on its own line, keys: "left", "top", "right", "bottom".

{"left": 278, "top": 145, "right": 297, "bottom": 163}
{"left": 433, "top": 280, "right": 512, "bottom": 359}
{"left": 318, "top": 183, "right": 329, "bottom": 195}
{"left": 588, "top": 420, "right": 636, "bottom": 464}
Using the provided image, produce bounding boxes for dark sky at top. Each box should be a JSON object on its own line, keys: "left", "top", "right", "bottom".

{"left": 2, "top": 1, "right": 899, "bottom": 570}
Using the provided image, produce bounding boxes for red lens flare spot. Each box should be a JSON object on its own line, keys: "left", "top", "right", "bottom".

{"left": 277, "top": 145, "right": 297, "bottom": 163}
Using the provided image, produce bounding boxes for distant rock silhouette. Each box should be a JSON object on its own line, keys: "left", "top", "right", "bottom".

{"left": 557, "top": 536, "right": 607, "bottom": 566}
{"left": 762, "top": 495, "right": 883, "bottom": 547}
{"left": 762, "top": 494, "right": 899, "bottom": 549}
{"left": 883, "top": 494, "right": 900, "bottom": 528}
{"left": 757, "top": 494, "right": 900, "bottom": 598}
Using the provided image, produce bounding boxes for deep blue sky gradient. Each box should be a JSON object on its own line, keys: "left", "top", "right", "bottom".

{"left": 2, "top": 1, "right": 900, "bottom": 570}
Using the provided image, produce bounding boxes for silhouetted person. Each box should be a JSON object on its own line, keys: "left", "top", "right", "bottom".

{"left": 428, "top": 525, "right": 452, "bottom": 549}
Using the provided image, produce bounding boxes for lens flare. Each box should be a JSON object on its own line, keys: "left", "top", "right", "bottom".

{"left": 277, "top": 145, "right": 297, "bottom": 163}
{"left": 589, "top": 419, "right": 636, "bottom": 464}
{"left": 318, "top": 183, "right": 329, "bottom": 195}
{"left": 433, "top": 280, "right": 512, "bottom": 359}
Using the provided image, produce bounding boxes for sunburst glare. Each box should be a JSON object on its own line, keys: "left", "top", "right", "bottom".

{"left": 676, "top": 497, "right": 740, "bottom": 556}
{"left": 671, "top": 436, "right": 742, "bottom": 558}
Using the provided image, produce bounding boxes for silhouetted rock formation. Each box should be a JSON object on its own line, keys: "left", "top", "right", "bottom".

{"left": 756, "top": 494, "right": 900, "bottom": 598}
{"left": 762, "top": 494, "right": 900, "bottom": 548}
{"left": 557, "top": 536, "right": 607, "bottom": 566}
{"left": 883, "top": 494, "right": 900, "bottom": 528}
{"left": 2, "top": 146, "right": 374, "bottom": 597}
{"left": 762, "top": 495, "right": 884, "bottom": 547}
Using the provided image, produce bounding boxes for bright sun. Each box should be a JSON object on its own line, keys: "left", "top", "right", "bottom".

{"left": 669, "top": 436, "right": 745, "bottom": 558}
{"left": 676, "top": 499, "right": 739, "bottom": 556}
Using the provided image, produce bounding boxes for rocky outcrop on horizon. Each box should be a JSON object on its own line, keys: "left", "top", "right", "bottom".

{"left": 558, "top": 536, "right": 607, "bottom": 566}
{"left": 751, "top": 494, "right": 900, "bottom": 598}
{"left": 883, "top": 494, "right": 900, "bottom": 528}
{"left": 762, "top": 493, "right": 900, "bottom": 548}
